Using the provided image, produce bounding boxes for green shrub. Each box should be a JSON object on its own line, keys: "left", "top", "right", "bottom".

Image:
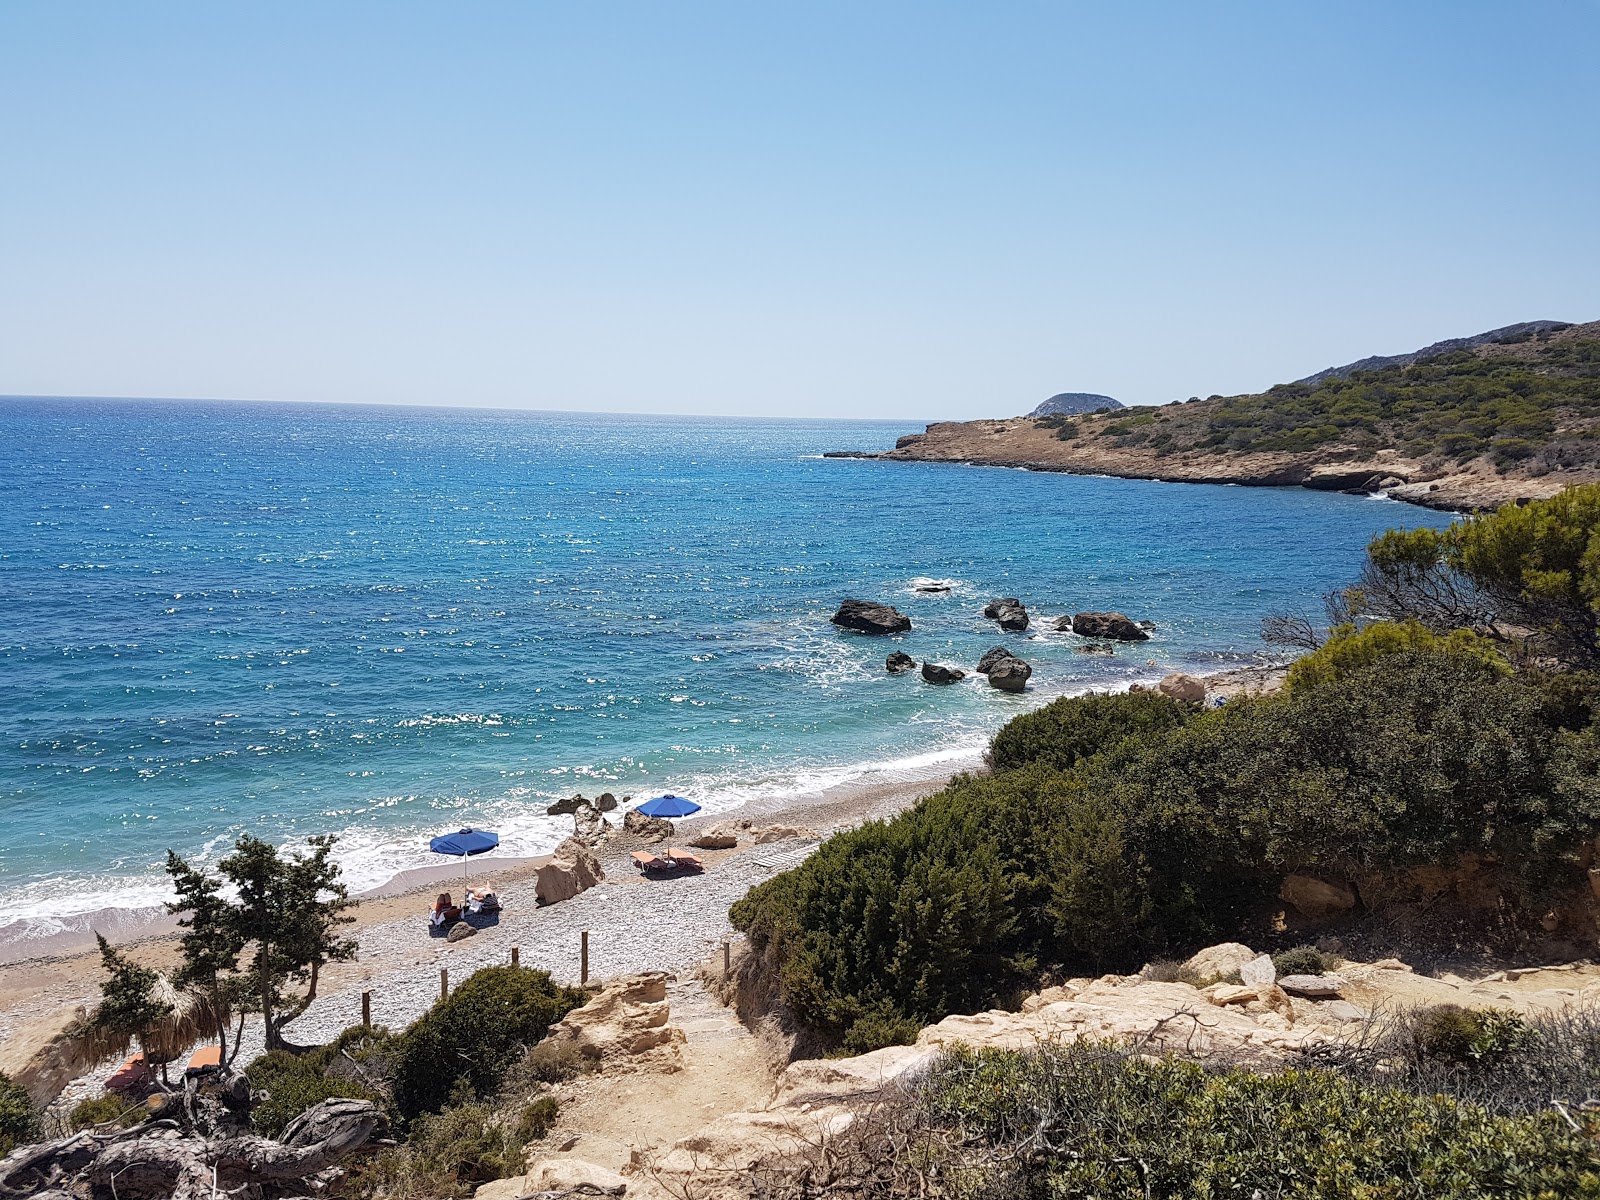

{"left": 1410, "top": 1005, "right": 1540, "bottom": 1067}
{"left": 915, "top": 1044, "right": 1600, "bottom": 1199}
{"left": 987, "top": 689, "right": 1191, "bottom": 774}
{"left": 498, "top": 1036, "right": 591, "bottom": 1092}
{"left": 513, "top": 1095, "right": 560, "bottom": 1143}
{"left": 1286, "top": 620, "right": 1508, "bottom": 691}
{"left": 66, "top": 1094, "right": 142, "bottom": 1131}
{"left": 0, "top": 1072, "right": 36, "bottom": 1155}
{"left": 244, "top": 1040, "right": 386, "bottom": 1137}
{"left": 391, "top": 967, "right": 586, "bottom": 1120}
{"left": 1270, "top": 945, "right": 1341, "bottom": 977}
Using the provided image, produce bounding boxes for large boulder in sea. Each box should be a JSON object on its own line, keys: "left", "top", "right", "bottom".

{"left": 976, "top": 645, "right": 1017, "bottom": 674}
{"left": 546, "top": 793, "right": 587, "bottom": 817}
{"left": 535, "top": 837, "right": 604, "bottom": 906}
{"left": 921, "top": 662, "right": 965, "bottom": 684}
{"left": 832, "top": 598, "right": 912, "bottom": 635}
{"left": 983, "top": 598, "right": 1030, "bottom": 631}
{"left": 1069, "top": 611, "right": 1150, "bottom": 641}
{"left": 987, "top": 657, "right": 1032, "bottom": 692}
{"left": 885, "top": 651, "right": 916, "bottom": 673}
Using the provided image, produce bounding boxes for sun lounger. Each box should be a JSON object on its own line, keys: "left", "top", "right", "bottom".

{"left": 185, "top": 1045, "right": 222, "bottom": 1076}
{"left": 631, "top": 849, "right": 670, "bottom": 872}
{"left": 666, "top": 848, "right": 704, "bottom": 871}
{"left": 106, "top": 1053, "right": 152, "bottom": 1095}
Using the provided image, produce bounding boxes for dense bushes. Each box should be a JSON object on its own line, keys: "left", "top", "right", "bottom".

{"left": 911, "top": 1045, "right": 1600, "bottom": 1199}
{"left": 731, "top": 636, "right": 1600, "bottom": 1049}
{"left": 0, "top": 1073, "right": 36, "bottom": 1155}
{"left": 987, "top": 688, "right": 1191, "bottom": 773}
{"left": 245, "top": 1025, "right": 390, "bottom": 1136}
{"left": 390, "top": 966, "right": 586, "bottom": 1120}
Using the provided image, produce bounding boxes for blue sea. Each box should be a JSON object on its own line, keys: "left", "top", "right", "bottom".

{"left": 0, "top": 397, "right": 1454, "bottom": 929}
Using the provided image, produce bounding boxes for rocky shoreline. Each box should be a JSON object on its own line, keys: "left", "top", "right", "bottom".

{"left": 825, "top": 424, "right": 1592, "bottom": 513}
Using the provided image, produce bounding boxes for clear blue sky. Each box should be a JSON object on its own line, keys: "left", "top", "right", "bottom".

{"left": 2, "top": 2, "right": 1596, "bottom": 419}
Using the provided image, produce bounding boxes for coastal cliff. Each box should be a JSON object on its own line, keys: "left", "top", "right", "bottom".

{"left": 830, "top": 319, "right": 1600, "bottom": 511}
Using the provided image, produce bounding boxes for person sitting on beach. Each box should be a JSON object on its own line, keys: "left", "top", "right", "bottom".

{"left": 430, "top": 892, "right": 461, "bottom": 926}
{"left": 465, "top": 887, "right": 501, "bottom": 913}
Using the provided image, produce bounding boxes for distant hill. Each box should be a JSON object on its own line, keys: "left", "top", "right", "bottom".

{"left": 1297, "top": 321, "right": 1573, "bottom": 386}
{"left": 1029, "top": 392, "right": 1123, "bottom": 417}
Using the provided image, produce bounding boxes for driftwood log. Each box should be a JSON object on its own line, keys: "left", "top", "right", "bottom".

{"left": 0, "top": 1096, "right": 391, "bottom": 1200}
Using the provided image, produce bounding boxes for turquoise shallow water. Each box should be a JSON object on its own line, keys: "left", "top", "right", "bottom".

{"left": 0, "top": 398, "right": 1453, "bottom": 925}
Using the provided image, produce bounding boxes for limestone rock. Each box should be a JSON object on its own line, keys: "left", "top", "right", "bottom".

{"left": 885, "top": 651, "right": 916, "bottom": 673}
{"left": 689, "top": 823, "right": 739, "bottom": 850}
{"left": 1157, "top": 672, "right": 1206, "bottom": 703}
{"left": 1240, "top": 954, "right": 1277, "bottom": 987}
{"left": 987, "top": 656, "right": 1032, "bottom": 692}
{"left": 983, "top": 598, "right": 1030, "bottom": 631}
{"left": 543, "top": 971, "right": 685, "bottom": 1068}
{"left": 749, "top": 824, "right": 815, "bottom": 844}
{"left": 572, "top": 801, "right": 611, "bottom": 848}
{"left": 1248, "top": 982, "right": 1295, "bottom": 1021}
{"left": 523, "top": 1157, "right": 628, "bottom": 1196}
{"left": 831, "top": 598, "right": 912, "bottom": 635}
{"left": 623, "top": 808, "right": 673, "bottom": 842}
{"left": 1280, "top": 873, "right": 1357, "bottom": 918}
{"left": 921, "top": 662, "right": 965, "bottom": 684}
{"left": 1204, "top": 984, "right": 1256, "bottom": 1006}
{"left": 1309, "top": 999, "right": 1365, "bottom": 1023}
{"left": 1183, "top": 942, "right": 1256, "bottom": 981}
{"left": 1070, "top": 611, "right": 1150, "bottom": 640}
{"left": 446, "top": 921, "right": 477, "bottom": 943}
{"left": 535, "top": 837, "right": 604, "bottom": 906}
{"left": 1277, "top": 974, "right": 1347, "bottom": 999}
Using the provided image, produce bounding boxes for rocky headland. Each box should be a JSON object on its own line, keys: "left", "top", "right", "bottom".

{"left": 828, "top": 319, "right": 1600, "bottom": 512}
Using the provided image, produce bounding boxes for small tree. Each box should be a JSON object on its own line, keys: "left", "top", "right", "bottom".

{"left": 167, "top": 834, "right": 356, "bottom": 1055}
{"left": 90, "top": 934, "right": 174, "bottom": 1075}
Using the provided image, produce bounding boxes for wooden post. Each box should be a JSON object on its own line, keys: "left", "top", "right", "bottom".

{"left": 361, "top": 991, "right": 371, "bottom": 1027}
{"left": 722, "top": 940, "right": 731, "bottom": 980}
{"left": 440, "top": 968, "right": 449, "bottom": 1000}
{"left": 511, "top": 945, "right": 520, "bottom": 968}
{"left": 581, "top": 929, "right": 590, "bottom": 985}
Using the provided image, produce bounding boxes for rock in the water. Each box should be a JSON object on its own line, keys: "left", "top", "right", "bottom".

{"left": 976, "top": 645, "right": 1018, "bottom": 674}
{"left": 1280, "top": 874, "right": 1357, "bottom": 918}
{"left": 546, "top": 793, "right": 587, "bottom": 817}
{"left": 832, "top": 598, "right": 912, "bottom": 635}
{"left": 535, "top": 836, "right": 604, "bottom": 906}
{"left": 987, "top": 656, "right": 1032, "bottom": 692}
{"left": 1157, "top": 672, "right": 1206, "bottom": 703}
{"left": 1071, "top": 611, "right": 1150, "bottom": 640}
{"left": 1277, "top": 973, "right": 1346, "bottom": 999}
{"left": 623, "top": 808, "right": 674, "bottom": 841}
{"left": 914, "top": 583, "right": 952, "bottom": 593}
{"left": 921, "top": 662, "right": 965, "bottom": 684}
{"left": 885, "top": 651, "right": 917, "bottom": 673}
{"left": 446, "top": 921, "right": 477, "bottom": 942}
{"left": 983, "top": 597, "right": 1030, "bottom": 631}
{"left": 595, "top": 792, "right": 619, "bottom": 812}
{"left": 1240, "top": 953, "right": 1277, "bottom": 987}
{"left": 689, "top": 823, "right": 739, "bottom": 850}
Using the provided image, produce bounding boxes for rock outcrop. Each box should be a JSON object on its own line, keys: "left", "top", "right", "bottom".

{"left": 548, "top": 791, "right": 620, "bottom": 817}
{"left": 1277, "top": 974, "right": 1347, "bottom": 998}
{"left": 921, "top": 663, "right": 964, "bottom": 684}
{"left": 687, "top": 819, "right": 815, "bottom": 849}
{"left": 831, "top": 599, "right": 912, "bottom": 635}
{"left": 1069, "top": 612, "right": 1150, "bottom": 640}
{"left": 982, "top": 598, "right": 1030, "bottom": 631}
{"left": 573, "top": 800, "right": 612, "bottom": 848}
{"left": 1182, "top": 942, "right": 1256, "bottom": 981}
{"left": 623, "top": 809, "right": 674, "bottom": 842}
{"left": 1157, "top": 672, "right": 1205, "bottom": 702}
{"left": 1280, "top": 873, "right": 1358, "bottom": 918}
{"left": 543, "top": 971, "right": 686, "bottom": 1069}
{"left": 975, "top": 645, "right": 1015, "bottom": 674}
{"left": 885, "top": 651, "right": 916, "bottom": 673}
{"left": 535, "top": 837, "right": 604, "bottom": 906}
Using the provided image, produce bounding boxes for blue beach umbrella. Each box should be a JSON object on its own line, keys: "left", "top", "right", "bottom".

{"left": 429, "top": 827, "right": 500, "bottom": 884}
{"left": 636, "top": 794, "right": 701, "bottom": 819}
